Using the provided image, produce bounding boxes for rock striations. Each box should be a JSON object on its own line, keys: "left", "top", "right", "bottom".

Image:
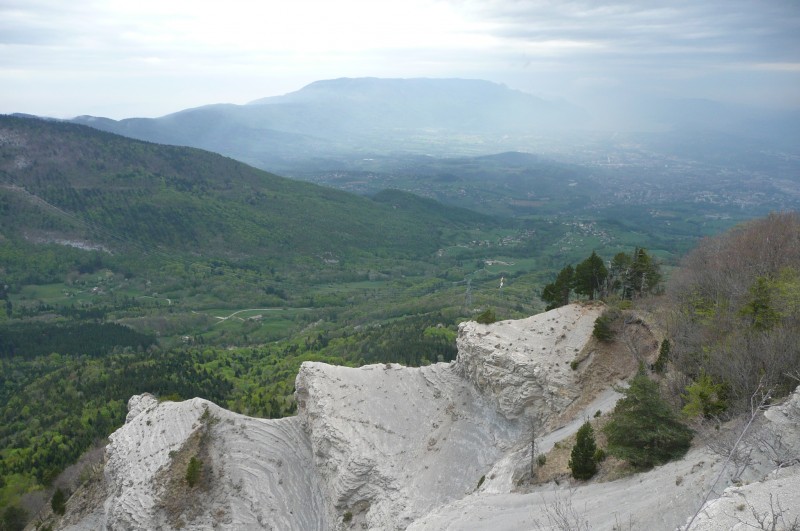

{"left": 54, "top": 303, "right": 800, "bottom": 530}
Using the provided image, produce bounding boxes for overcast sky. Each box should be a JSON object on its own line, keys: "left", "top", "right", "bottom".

{"left": 2, "top": 0, "right": 798, "bottom": 119}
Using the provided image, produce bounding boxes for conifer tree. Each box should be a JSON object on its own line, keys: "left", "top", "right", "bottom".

{"left": 603, "top": 370, "right": 693, "bottom": 470}
{"left": 569, "top": 421, "right": 598, "bottom": 480}
{"left": 574, "top": 251, "right": 608, "bottom": 300}
{"left": 541, "top": 265, "right": 574, "bottom": 310}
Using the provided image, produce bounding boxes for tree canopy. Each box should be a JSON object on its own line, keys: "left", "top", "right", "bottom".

{"left": 603, "top": 371, "right": 693, "bottom": 470}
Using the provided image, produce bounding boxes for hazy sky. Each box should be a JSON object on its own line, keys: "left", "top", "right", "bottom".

{"left": 2, "top": 0, "right": 799, "bottom": 119}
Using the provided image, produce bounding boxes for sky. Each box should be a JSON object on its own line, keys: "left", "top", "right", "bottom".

{"left": 1, "top": 0, "right": 799, "bottom": 119}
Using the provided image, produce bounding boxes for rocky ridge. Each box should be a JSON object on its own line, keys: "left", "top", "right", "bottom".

{"left": 52, "top": 303, "right": 800, "bottom": 530}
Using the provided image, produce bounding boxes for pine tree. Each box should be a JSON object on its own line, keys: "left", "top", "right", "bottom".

{"left": 629, "top": 248, "right": 661, "bottom": 297}
{"left": 603, "top": 370, "right": 693, "bottom": 470}
{"left": 541, "top": 265, "right": 574, "bottom": 310}
{"left": 569, "top": 421, "right": 598, "bottom": 480}
{"left": 653, "top": 339, "right": 670, "bottom": 374}
{"left": 574, "top": 251, "right": 608, "bottom": 300}
{"left": 51, "top": 487, "right": 66, "bottom": 515}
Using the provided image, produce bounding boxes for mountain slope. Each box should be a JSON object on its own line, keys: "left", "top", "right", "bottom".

{"left": 0, "top": 115, "right": 489, "bottom": 264}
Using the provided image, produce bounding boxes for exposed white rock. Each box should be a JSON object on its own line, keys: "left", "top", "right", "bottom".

{"left": 60, "top": 398, "right": 327, "bottom": 530}
{"left": 56, "top": 303, "right": 799, "bottom": 531}
{"left": 296, "top": 362, "right": 523, "bottom": 529}
{"left": 457, "top": 303, "right": 604, "bottom": 426}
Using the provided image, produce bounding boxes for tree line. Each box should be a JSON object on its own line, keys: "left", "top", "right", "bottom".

{"left": 541, "top": 248, "right": 662, "bottom": 310}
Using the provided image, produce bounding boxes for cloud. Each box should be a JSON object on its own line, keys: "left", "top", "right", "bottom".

{"left": 0, "top": 0, "right": 798, "bottom": 118}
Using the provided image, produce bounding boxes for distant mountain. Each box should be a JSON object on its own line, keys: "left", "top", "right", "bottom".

{"left": 70, "top": 78, "right": 586, "bottom": 168}
{"left": 0, "top": 115, "right": 490, "bottom": 265}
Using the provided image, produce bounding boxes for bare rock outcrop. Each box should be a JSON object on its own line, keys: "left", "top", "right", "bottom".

{"left": 65, "top": 302, "right": 783, "bottom": 531}
{"left": 456, "top": 303, "right": 605, "bottom": 425}
{"left": 59, "top": 396, "right": 327, "bottom": 530}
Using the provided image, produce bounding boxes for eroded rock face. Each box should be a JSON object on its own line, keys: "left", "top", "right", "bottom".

{"left": 57, "top": 304, "right": 614, "bottom": 530}
{"left": 60, "top": 398, "right": 327, "bottom": 530}
{"left": 295, "top": 362, "right": 523, "bottom": 529}
{"left": 456, "top": 303, "right": 605, "bottom": 425}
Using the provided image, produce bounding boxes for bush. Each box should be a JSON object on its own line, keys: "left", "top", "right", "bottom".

{"left": 681, "top": 372, "right": 728, "bottom": 419}
{"left": 186, "top": 456, "right": 203, "bottom": 487}
{"left": 593, "top": 448, "right": 607, "bottom": 463}
{"left": 569, "top": 421, "right": 598, "bottom": 480}
{"left": 475, "top": 309, "right": 497, "bottom": 324}
{"left": 603, "top": 371, "right": 693, "bottom": 470}
{"left": 592, "top": 310, "right": 616, "bottom": 342}
{"left": 536, "top": 454, "right": 547, "bottom": 467}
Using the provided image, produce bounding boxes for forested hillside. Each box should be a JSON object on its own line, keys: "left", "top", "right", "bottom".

{"left": 665, "top": 212, "right": 800, "bottom": 412}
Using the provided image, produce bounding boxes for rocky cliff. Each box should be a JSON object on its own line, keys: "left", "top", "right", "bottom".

{"left": 52, "top": 303, "right": 800, "bottom": 530}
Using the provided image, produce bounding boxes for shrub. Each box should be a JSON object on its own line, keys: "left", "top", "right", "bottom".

{"left": 592, "top": 310, "right": 616, "bottom": 342}
{"left": 536, "top": 454, "right": 547, "bottom": 467}
{"left": 593, "top": 448, "right": 606, "bottom": 463}
{"left": 343, "top": 511, "right": 353, "bottom": 523}
{"left": 569, "top": 421, "right": 598, "bottom": 480}
{"left": 475, "top": 309, "right": 497, "bottom": 324}
{"left": 603, "top": 371, "right": 693, "bottom": 470}
{"left": 681, "top": 372, "right": 728, "bottom": 419}
{"left": 186, "top": 456, "right": 203, "bottom": 487}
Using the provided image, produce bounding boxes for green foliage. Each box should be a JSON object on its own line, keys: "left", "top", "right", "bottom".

{"left": 475, "top": 309, "right": 497, "bottom": 324}
{"left": 653, "top": 339, "right": 670, "bottom": 374}
{"left": 51, "top": 487, "right": 66, "bottom": 515}
{"left": 541, "top": 265, "right": 574, "bottom": 310}
{"left": 569, "top": 421, "right": 598, "bottom": 480}
{"left": 1, "top": 504, "right": 27, "bottom": 531}
{"left": 185, "top": 456, "right": 202, "bottom": 487}
{"left": 593, "top": 447, "right": 606, "bottom": 463}
{"left": 668, "top": 214, "right": 800, "bottom": 410}
{"left": 536, "top": 454, "right": 547, "bottom": 467}
{"left": 476, "top": 475, "right": 485, "bottom": 489}
{"left": 0, "top": 322, "right": 155, "bottom": 360}
{"left": 682, "top": 372, "right": 728, "bottom": 419}
{"left": 574, "top": 251, "right": 608, "bottom": 300}
{"left": 739, "top": 276, "right": 781, "bottom": 330}
{"left": 608, "top": 248, "right": 662, "bottom": 299}
{"left": 343, "top": 511, "right": 353, "bottom": 523}
{"left": 603, "top": 372, "right": 693, "bottom": 470}
{"left": 592, "top": 310, "right": 617, "bottom": 342}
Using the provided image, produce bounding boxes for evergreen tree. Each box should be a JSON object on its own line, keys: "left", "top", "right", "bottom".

{"left": 541, "top": 265, "right": 574, "bottom": 310}
{"left": 603, "top": 370, "right": 693, "bottom": 470}
{"left": 608, "top": 252, "right": 633, "bottom": 298}
{"left": 653, "top": 339, "right": 670, "bottom": 374}
{"left": 629, "top": 248, "right": 661, "bottom": 297}
{"left": 574, "top": 251, "right": 608, "bottom": 300}
{"left": 1, "top": 505, "right": 27, "bottom": 531}
{"left": 569, "top": 421, "right": 598, "bottom": 480}
{"left": 186, "top": 456, "right": 203, "bottom": 487}
{"left": 51, "top": 487, "right": 66, "bottom": 515}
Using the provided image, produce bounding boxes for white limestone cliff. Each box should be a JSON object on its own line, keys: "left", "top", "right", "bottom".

{"left": 53, "top": 303, "right": 800, "bottom": 531}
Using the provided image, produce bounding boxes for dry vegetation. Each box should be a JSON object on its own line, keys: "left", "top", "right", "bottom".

{"left": 154, "top": 406, "right": 218, "bottom": 529}
{"left": 665, "top": 212, "right": 800, "bottom": 412}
